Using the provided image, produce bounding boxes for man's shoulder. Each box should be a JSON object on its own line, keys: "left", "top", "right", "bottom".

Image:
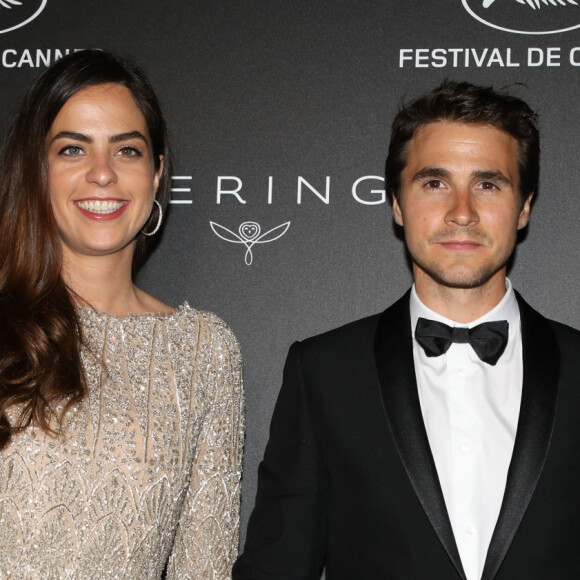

{"left": 517, "top": 291, "right": 580, "bottom": 343}
{"left": 547, "top": 318, "right": 580, "bottom": 348}
{"left": 516, "top": 292, "right": 580, "bottom": 363}
{"left": 288, "top": 312, "right": 383, "bottom": 380}
{"left": 301, "top": 311, "right": 382, "bottom": 349}
{"left": 297, "top": 292, "right": 410, "bottom": 358}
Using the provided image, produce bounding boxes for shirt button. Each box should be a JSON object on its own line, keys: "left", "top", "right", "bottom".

{"left": 465, "top": 525, "right": 476, "bottom": 536}
{"left": 460, "top": 440, "right": 472, "bottom": 452}
{"left": 457, "top": 368, "right": 467, "bottom": 377}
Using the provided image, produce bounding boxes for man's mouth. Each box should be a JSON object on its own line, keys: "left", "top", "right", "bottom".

{"left": 439, "top": 240, "right": 483, "bottom": 250}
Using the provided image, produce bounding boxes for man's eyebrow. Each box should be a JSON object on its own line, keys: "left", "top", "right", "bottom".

{"left": 472, "top": 169, "right": 513, "bottom": 187}
{"left": 411, "top": 167, "right": 451, "bottom": 183}
{"left": 411, "top": 167, "right": 514, "bottom": 187}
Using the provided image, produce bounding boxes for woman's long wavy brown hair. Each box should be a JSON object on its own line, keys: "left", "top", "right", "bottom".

{"left": 0, "top": 50, "right": 172, "bottom": 450}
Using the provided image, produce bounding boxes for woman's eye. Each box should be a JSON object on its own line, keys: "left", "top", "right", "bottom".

{"left": 116, "top": 146, "right": 142, "bottom": 157}
{"left": 59, "top": 145, "right": 83, "bottom": 156}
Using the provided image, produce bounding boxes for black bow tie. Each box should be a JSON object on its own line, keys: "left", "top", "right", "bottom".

{"left": 414, "top": 317, "right": 509, "bottom": 366}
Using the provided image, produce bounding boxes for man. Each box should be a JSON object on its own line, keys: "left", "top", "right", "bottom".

{"left": 233, "top": 81, "right": 580, "bottom": 579}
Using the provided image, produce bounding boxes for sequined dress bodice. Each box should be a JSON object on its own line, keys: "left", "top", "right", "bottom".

{"left": 0, "top": 305, "right": 244, "bottom": 579}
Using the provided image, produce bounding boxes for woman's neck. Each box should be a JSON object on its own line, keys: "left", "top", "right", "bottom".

{"left": 61, "top": 248, "right": 172, "bottom": 317}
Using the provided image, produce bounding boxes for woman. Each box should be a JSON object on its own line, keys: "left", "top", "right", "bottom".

{"left": 0, "top": 50, "right": 244, "bottom": 578}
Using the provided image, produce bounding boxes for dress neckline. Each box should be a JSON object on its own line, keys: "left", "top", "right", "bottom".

{"left": 77, "top": 301, "right": 191, "bottom": 323}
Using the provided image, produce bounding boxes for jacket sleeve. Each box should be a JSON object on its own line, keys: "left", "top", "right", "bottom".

{"left": 233, "top": 341, "right": 328, "bottom": 579}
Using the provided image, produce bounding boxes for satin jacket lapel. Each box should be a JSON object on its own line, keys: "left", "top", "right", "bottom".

{"left": 374, "top": 291, "right": 466, "bottom": 580}
{"left": 482, "top": 293, "right": 560, "bottom": 580}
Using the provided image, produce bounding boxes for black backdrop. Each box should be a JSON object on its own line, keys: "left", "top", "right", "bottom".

{"left": 1, "top": 0, "right": 579, "bottom": 549}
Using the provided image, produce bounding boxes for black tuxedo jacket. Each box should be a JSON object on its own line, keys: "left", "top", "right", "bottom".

{"left": 234, "top": 292, "right": 580, "bottom": 579}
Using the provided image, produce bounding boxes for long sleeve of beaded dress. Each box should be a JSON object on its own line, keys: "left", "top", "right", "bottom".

{"left": 165, "top": 311, "right": 245, "bottom": 579}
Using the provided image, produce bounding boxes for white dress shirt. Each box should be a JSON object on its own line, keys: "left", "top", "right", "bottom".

{"left": 409, "top": 279, "right": 522, "bottom": 580}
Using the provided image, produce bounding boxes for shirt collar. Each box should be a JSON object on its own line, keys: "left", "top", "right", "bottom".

{"left": 410, "top": 278, "right": 520, "bottom": 335}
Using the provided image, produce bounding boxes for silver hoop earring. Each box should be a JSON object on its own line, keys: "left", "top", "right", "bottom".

{"left": 142, "top": 200, "right": 163, "bottom": 237}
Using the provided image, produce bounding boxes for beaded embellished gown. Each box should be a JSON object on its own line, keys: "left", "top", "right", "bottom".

{"left": 0, "top": 305, "right": 244, "bottom": 579}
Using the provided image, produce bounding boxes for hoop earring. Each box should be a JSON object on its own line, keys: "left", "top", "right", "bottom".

{"left": 142, "top": 200, "right": 163, "bottom": 237}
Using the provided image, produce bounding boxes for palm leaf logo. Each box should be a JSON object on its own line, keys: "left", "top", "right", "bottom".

{"left": 0, "top": 0, "right": 48, "bottom": 34}
{"left": 463, "top": 0, "right": 580, "bottom": 32}
{"left": 484, "top": 0, "right": 578, "bottom": 6}
{"left": 0, "top": 0, "right": 22, "bottom": 8}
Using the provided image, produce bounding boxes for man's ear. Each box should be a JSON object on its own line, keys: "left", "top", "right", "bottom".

{"left": 517, "top": 192, "right": 533, "bottom": 230}
{"left": 392, "top": 194, "right": 404, "bottom": 227}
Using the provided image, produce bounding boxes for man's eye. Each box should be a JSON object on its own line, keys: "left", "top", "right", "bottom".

{"left": 425, "top": 180, "right": 443, "bottom": 189}
{"left": 58, "top": 145, "right": 83, "bottom": 156}
{"left": 480, "top": 182, "right": 498, "bottom": 191}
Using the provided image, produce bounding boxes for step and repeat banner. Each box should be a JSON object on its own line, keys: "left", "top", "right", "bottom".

{"left": 1, "top": 0, "right": 578, "bottom": 545}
